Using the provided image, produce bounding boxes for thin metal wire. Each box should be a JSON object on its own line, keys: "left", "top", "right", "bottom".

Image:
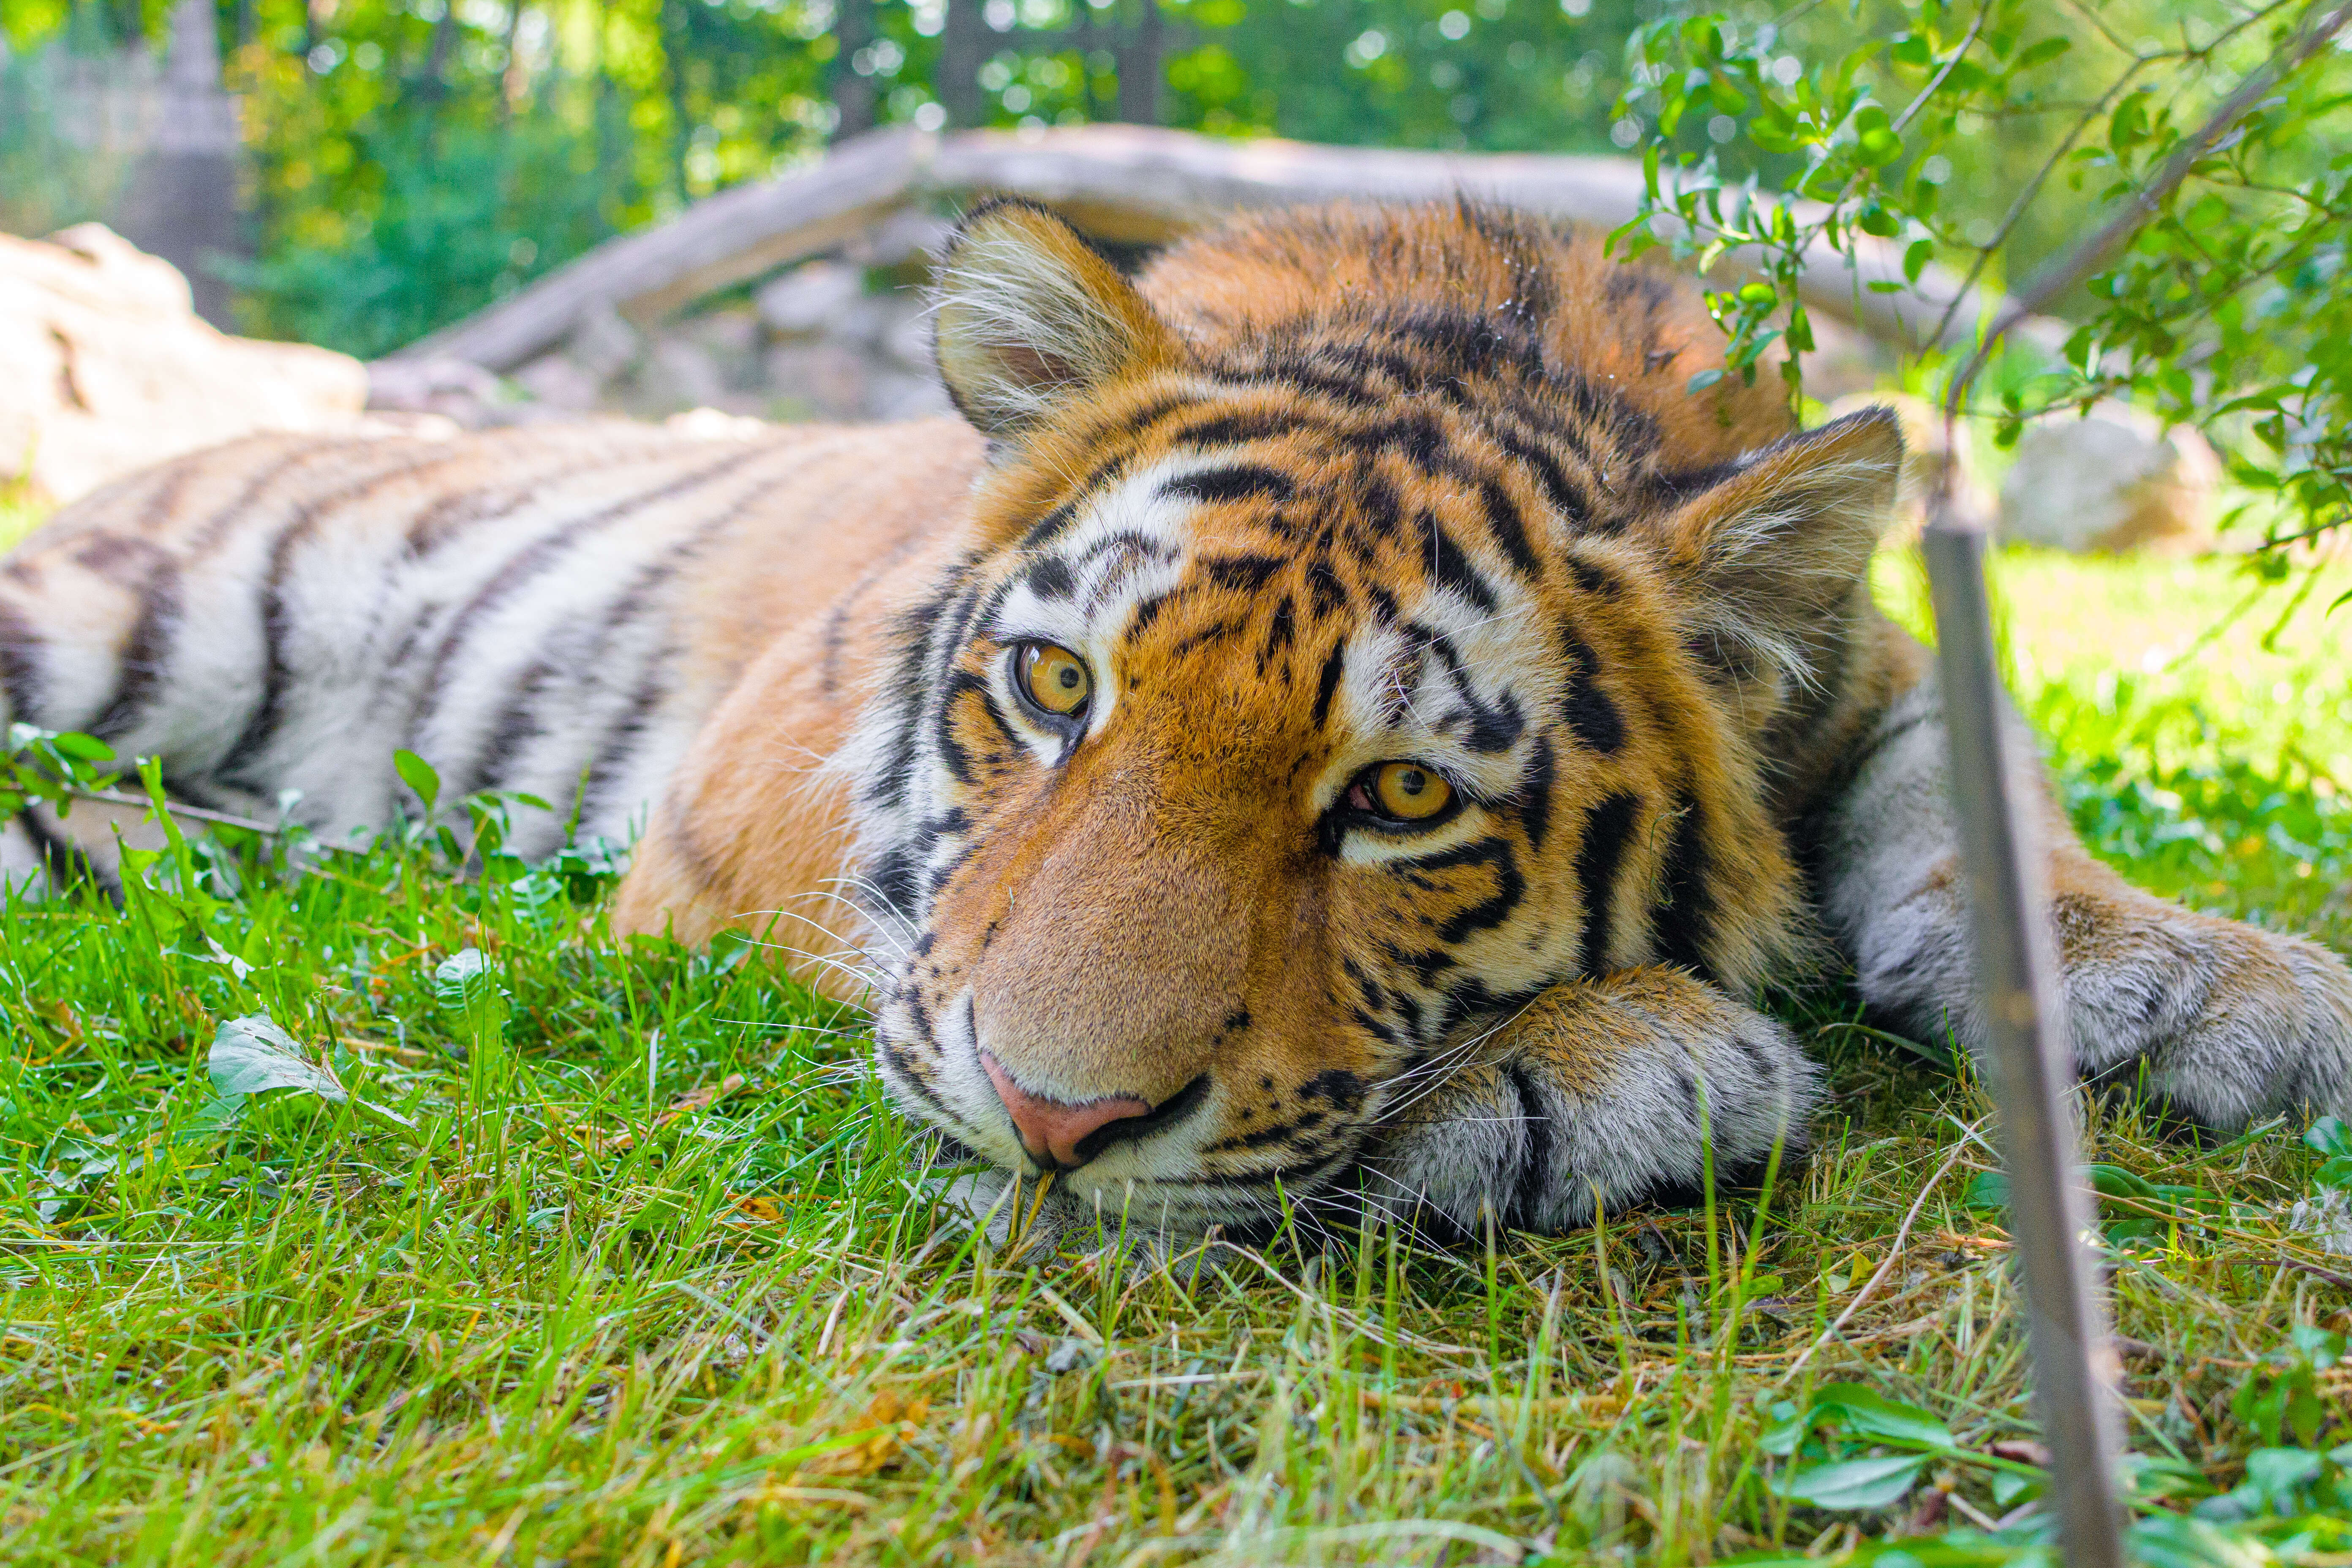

{"left": 1921, "top": 513, "right": 2125, "bottom": 1568}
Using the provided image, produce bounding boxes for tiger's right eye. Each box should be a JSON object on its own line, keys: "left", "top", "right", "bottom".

{"left": 1017, "top": 642, "right": 1092, "bottom": 718}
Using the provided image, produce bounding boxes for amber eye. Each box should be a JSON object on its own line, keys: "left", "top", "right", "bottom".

{"left": 1360, "top": 762, "right": 1454, "bottom": 822}
{"left": 1017, "top": 641, "right": 1092, "bottom": 718}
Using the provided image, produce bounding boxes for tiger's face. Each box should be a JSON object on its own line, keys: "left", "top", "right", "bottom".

{"left": 852, "top": 200, "right": 1897, "bottom": 1234}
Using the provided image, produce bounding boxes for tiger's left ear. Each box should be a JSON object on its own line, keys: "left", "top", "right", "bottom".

{"left": 932, "top": 198, "right": 1181, "bottom": 443}
{"left": 1650, "top": 407, "right": 1904, "bottom": 691}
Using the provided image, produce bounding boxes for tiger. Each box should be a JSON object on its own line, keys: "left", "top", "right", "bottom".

{"left": 5, "top": 197, "right": 2349, "bottom": 1244}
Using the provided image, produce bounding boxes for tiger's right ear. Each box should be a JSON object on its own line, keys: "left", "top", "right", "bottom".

{"left": 932, "top": 199, "right": 1179, "bottom": 441}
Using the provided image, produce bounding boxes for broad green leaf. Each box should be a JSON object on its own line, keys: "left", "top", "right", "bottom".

{"left": 394, "top": 748, "right": 442, "bottom": 816}
{"left": 50, "top": 731, "right": 115, "bottom": 762}
{"left": 206, "top": 1015, "right": 414, "bottom": 1135}
{"left": 436, "top": 947, "right": 512, "bottom": 1054}
{"left": 1808, "top": 1383, "right": 1956, "bottom": 1449}
{"left": 209, "top": 1015, "right": 347, "bottom": 1103}
{"left": 2305, "top": 1116, "right": 2352, "bottom": 1160}
{"left": 1773, "top": 1453, "right": 1925, "bottom": 1510}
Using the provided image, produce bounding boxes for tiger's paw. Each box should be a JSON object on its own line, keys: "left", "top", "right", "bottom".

{"left": 1357, "top": 967, "right": 1823, "bottom": 1237}
{"left": 2055, "top": 890, "right": 2352, "bottom": 1132}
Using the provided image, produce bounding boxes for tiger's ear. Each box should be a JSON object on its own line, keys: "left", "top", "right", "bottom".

{"left": 1650, "top": 407, "right": 1904, "bottom": 692}
{"left": 932, "top": 199, "right": 1179, "bottom": 441}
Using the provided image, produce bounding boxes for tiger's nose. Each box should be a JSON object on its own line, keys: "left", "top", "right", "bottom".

{"left": 981, "top": 1051, "right": 1153, "bottom": 1171}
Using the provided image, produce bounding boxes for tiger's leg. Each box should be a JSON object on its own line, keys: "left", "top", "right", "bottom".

{"left": 1815, "top": 668, "right": 2352, "bottom": 1129}
{"left": 1358, "top": 967, "right": 1823, "bottom": 1235}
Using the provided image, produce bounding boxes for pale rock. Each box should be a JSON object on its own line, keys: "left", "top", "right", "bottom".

{"left": 865, "top": 369, "right": 955, "bottom": 422}
{"left": 0, "top": 223, "right": 367, "bottom": 505}
{"left": 566, "top": 304, "right": 645, "bottom": 383}
{"left": 763, "top": 340, "right": 871, "bottom": 420}
{"left": 755, "top": 261, "right": 865, "bottom": 338}
{"left": 366, "top": 355, "right": 513, "bottom": 427}
{"left": 635, "top": 336, "right": 730, "bottom": 414}
{"left": 1998, "top": 403, "right": 2221, "bottom": 555}
{"left": 510, "top": 351, "right": 606, "bottom": 412}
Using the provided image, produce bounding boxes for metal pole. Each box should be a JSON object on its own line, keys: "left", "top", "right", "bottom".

{"left": 1921, "top": 515, "right": 2126, "bottom": 1568}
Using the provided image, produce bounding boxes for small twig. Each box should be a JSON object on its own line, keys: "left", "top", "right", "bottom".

{"left": 2275, "top": 1258, "right": 2352, "bottom": 1291}
{"left": 1780, "top": 1138, "right": 1974, "bottom": 1384}
{"left": 63, "top": 786, "right": 362, "bottom": 858}
{"left": 1940, "top": 0, "right": 2352, "bottom": 433}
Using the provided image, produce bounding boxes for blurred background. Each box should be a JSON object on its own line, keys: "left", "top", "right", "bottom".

{"left": 0, "top": 0, "right": 2111, "bottom": 360}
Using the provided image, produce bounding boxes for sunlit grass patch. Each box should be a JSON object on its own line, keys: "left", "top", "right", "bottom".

{"left": 0, "top": 548, "right": 2346, "bottom": 1564}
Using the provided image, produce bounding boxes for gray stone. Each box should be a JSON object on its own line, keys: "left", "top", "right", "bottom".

{"left": 754, "top": 261, "right": 865, "bottom": 337}
{"left": 1998, "top": 403, "right": 2220, "bottom": 554}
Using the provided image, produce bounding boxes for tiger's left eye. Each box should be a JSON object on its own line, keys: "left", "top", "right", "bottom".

{"left": 1017, "top": 642, "right": 1092, "bottom": 718}
{"left": 1353, "top": 762, "right": 1454, "bottom": 822}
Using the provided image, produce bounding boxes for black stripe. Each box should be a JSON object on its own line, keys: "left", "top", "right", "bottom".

{"left": 1162, "top": 466, "right": 1296, "bottom": 507}
{"left": 1506, "top": 1063, "right": 1554, "bottom": 1230}
{"left": 1655, "top": 792, "right": 1717, "bottom": 977}
{"left": 0, "top": 599, "right": 44, "bottom": 721}
{"left": 1203, "top": 554, "right": 1285, "bottom": 592}
{"left": 1559, "top": 632, "right": 1626, "bottom": 755}
{"left": 1310, "top": 643, "right": 1346, "bottom": 729}
{"left": 1566, "top": 556, "right": 1623, "bottom": 599}
{"left": 1478, "top": 478, "right": 1541, "bottom": 577}
{"left": 1025, "top": 554, "right": 1075, "bottom": 599}
{"left": 1520, "top": 735, "right": 1557, "bottom": 850}
{"left": 1574, "top": 790, "right": 1642, "bottom": 977}
{"left": 1394, "top": 837, "right": 1524, "bottom": 943}
{"left": 85, "top": 543, "right": 181, "bottom": 743}
{"left": 184, "top": 443, "right": 336, "bottom": 554}
{"left": 386, "top": 446, "right": 775, "bottom": 780}
{"left": 571, "top": 648, "right": 673, "bottom": 835}
{"left": 1418, "top": 511, "right": 1497, "bottom": 612}
{"left": 457, "top": 490, "right": 755, "bottom": 798}
{"left": 1493, "top": 427, "right": 1591, "bottom": 525}
{"left": 1259, "top": 594, "right": 1296, "bottom": 671}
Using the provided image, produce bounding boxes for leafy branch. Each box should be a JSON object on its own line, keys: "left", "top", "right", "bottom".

{"left": 1615, "top": 0, "right": 2352, "bottom": 564}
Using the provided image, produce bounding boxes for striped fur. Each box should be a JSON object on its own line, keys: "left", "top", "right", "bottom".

{"left": 6, "top": 199, "right": 2349, "bottom": 1244}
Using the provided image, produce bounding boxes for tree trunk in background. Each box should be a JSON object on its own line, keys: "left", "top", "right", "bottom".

{"left": 938, "top": 0, "right": 987, "bottom": 127}
{"left": 661, "top": 0, "right": 694, "bottom": 199}
{"left": 832, "top": 0, "right": 879, "bottom": 139}
{"left": 1073, "top": 0, "right": 1105, "bottom": 118}
{"left": 414, "top": 2, "right": 459, "bottom": 105}
{"left": 1116, "top": 0, "right": 1162, "bottom": 126}
{"left": 112, "top": 0, "right": 242, "bottom": 326}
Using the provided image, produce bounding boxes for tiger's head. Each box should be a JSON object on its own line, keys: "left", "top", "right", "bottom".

{"left": 854, "top": 198, "right": 1900, "bottom": 1236}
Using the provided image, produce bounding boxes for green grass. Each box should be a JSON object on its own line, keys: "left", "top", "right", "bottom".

{"left": 2, "top": 547, "right": 2349, "bottom": 1566}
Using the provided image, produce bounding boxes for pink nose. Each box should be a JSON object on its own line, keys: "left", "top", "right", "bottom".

{"left": 981, "top": 1051, "right": 1152, "bottom": 1170}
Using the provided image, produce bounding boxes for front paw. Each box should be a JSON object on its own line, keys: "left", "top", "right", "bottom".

{"left": 1358, "top": 970, "right": 1823, "bottom": 1236}
{"left": 2057, "top": 890, "right": 2352, "bottom": 1130}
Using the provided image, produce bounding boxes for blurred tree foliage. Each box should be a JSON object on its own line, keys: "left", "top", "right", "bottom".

{"left": 1617, "top": 0, "right": 2352, "bottom": 559}
{"left": 0, "top": 0, "right": 1672, "bottom": 356}
{"left": 3, "top": 0, "right": 2345, "bottom": 564}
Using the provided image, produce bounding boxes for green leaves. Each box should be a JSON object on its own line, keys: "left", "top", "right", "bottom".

{"left": 2306, "top": 1117, "right": 2352, "bottom": 1190}
{"left": 1761, "top": 1381, "right": 2022, "bottom": 1515}
{"left": 2232, "top": 1327, "right": 2344, "bottom": 1450}
{"left": 206, "top": 1014, "right": 414, "bottom": 1138}
{"left": 1776, "top": 1453, "right": 1934, "bottom": 1511}
{"left": 1610, "top": 0, "right": 2352, "bottom": 561}
{"left": 1964, "top": 1162, "right": 2235, "bottom": 1250}
{"left": 1, "top": 723, "right": 115, "bottom": 821}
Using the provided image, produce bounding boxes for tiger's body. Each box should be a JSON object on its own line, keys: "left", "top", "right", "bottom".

{"left": 6, "top": 199, "right": 2349, "bottom": 1241}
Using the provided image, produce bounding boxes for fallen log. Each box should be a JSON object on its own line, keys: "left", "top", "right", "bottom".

{"left": 389, "top": 122, "right": 2055, "bottom": 376}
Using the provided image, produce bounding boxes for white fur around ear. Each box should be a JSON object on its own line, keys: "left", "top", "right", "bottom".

{"left": 1653, "top": 407, "right": 1904, "bottom": 696}
{"left": 931, "top": 199, "right": 1177, "bottom": 439}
